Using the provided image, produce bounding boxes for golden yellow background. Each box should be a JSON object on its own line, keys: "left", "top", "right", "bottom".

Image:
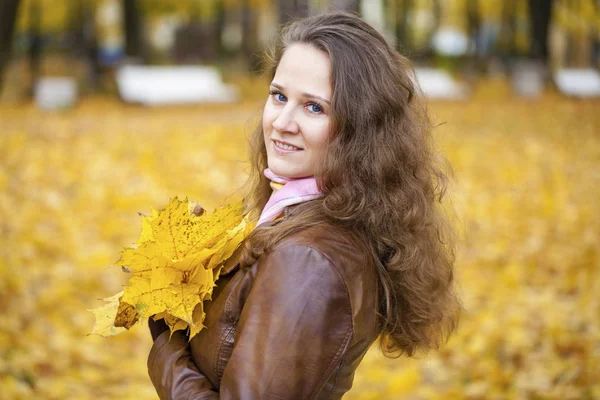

{"left": 1, "top": 79, "right": 598, "bottom": 399}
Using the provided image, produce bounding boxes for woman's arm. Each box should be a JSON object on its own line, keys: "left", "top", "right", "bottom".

{"left": 148, "top": 330, "right": 219, "bottom": 400}
{"left": 148, "top": 244, "right": 353, "bottom": 400}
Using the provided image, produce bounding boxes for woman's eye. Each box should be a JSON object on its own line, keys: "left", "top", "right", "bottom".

{"left": 269, "top": 90, "right": 287, "bottom": 103}
{"left": 307, "top": 103, "right": 323, "bottom": 114}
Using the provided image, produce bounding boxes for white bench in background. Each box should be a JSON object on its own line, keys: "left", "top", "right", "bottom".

{"left": 35, "top": 77, "right": 78, "bottom": 110}
{"left": 554, "top": 68, "right": 600, "bottom": 98}
{"left": 414, "top": 68, "right": 468, "bottom": 100}
{"left": 116, "top": 65, "right": 239, "bottom": 106}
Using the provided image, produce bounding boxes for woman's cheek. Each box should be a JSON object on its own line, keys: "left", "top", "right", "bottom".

{"left": 308, "top": 120, "right": 330, "bottom": 148}
{"left": 262, "top": 103, "right": 275, "bottom": 132}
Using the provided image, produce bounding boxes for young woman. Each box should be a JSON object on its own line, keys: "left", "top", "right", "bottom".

{"left": 147, "top": 12, "right": 459, "bottom": 400}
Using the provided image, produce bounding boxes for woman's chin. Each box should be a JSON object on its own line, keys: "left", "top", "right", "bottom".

{"left": 269, "top": 168, "right": 294, "bottom": 179}
{"left": 267, "top": 163, "right": 301, "bottom": 179}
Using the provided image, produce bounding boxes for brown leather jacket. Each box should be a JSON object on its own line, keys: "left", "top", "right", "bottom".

{"left": 148, "top": 217, "right": 382, "bottom": 400}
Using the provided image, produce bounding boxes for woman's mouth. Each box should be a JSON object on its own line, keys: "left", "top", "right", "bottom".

{"left": 273, "top": 140, "right": 302, "bottom": 154}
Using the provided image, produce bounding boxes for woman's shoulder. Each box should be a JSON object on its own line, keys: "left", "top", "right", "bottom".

{"left": 262, "top": 224, "right": 381, "bottom": 339}
{"left": 269, "top": 224, "right": 379, "bottom": 297}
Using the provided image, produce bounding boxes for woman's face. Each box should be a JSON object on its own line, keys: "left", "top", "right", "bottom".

{"left": 263, "top": 43, "right": 332, "bottom": 179}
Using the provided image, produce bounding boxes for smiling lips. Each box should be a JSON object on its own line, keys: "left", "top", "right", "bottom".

{"left": 273, "top": 139, "right": 303, "bottom": 153}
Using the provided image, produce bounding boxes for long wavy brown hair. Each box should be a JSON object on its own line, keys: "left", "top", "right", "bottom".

{"left": 239, "top": 12, "right": 459, "bottom": 358}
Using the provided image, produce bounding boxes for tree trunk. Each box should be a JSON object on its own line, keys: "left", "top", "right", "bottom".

{"left": 0, "top": 0, "right": 21, "bottom": 94}
{"left": 214, "top": 0, "right": 226, "bottom": 57}
{"left": 69, "top": 0, "right": 85, "bottom": 56}
{"left": 69, "top": 0, "right": 101, "bottom": 90}
{"left": 395, "top": 0, "right": 413, "bottom": 51}
{"left": 430, "top": 0, "right": 441, "bottom": 39}
{"left": 28, "top": 0, "right": 42, "bottom": 96}
{"left": 528, "top": 0, "right": 553, "bottom": 62}
{"left": 278, "top": 0, "right": 309, "bottom": 25}
{"left": 330, "top": 0, "right": 360, "bottom": 13}
{"left": 122, "top": 0, "right": 143, "bottom": 61}
{"left": 500, "top": 0, "right": 518, "bottom": 57}
{"left": 467, "top": 0, "right": 481, "bottom": 54}
{"left": 241, "top": 0, "right": 260, "bottom": 73}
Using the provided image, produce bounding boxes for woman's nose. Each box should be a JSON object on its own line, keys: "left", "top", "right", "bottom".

{"left": 272, "top": 105, "right": 299, "bottom": 134}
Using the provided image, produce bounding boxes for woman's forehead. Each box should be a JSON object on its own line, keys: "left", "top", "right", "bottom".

{"left": 273, "top": 43, "right": 332, "bottom": 99}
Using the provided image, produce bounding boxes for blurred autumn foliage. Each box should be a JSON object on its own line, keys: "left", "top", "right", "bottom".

{"left": 1, "top": 80, "right": 599, "bottom": 399}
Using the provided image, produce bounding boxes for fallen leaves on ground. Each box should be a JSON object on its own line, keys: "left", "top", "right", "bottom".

{"left": 0, "top": 80, "right": 598, "bottom": 399}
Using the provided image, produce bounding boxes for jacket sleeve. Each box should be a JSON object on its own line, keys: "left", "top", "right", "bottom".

{"left": 148, "top": 244, "right": 354, "bottom": 400}
{"left": 148, "top": 329, "right": 219, "bottom": 400}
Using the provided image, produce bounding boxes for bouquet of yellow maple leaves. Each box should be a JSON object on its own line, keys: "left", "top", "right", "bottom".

{"left": 89, "top": 198, "right": 253, "bottom": 340}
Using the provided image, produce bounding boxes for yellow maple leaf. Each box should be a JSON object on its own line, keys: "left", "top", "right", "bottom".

{"left": 90, "top": 197, "right": 253, "bottom": 339}
{"left": 114, "top": 300, "right": 140, "bottom": 329}
{"left": 137, "top": 208, "right": 159, "bottom": 245}
{"left": 88, "top": 291, "right": 128, "bottom": 337}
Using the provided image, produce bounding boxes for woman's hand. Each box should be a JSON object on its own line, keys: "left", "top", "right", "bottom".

{"left": 148, "top": 317, "right": 169, "bottom": 341}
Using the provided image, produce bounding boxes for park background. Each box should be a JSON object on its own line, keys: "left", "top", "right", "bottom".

{"left": 1, "top": 0, "right": 599, "bottom": 399}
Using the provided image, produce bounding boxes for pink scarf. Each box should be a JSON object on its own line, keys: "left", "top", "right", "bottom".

{"left": 257, "top": 169, "right": 322, "bottom": 226}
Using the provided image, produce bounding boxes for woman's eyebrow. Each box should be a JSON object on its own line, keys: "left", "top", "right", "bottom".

{"left": 270, "top": 82, "right": 331, "bottom": 105}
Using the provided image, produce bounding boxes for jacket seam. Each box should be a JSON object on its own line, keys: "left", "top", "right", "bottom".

{"left": 211, "top": 324, "right": 230, "bottom": 386}
{"left": 311, "top": 325, "right": 352, "bottom": 400}
{"left": 215, "top": 323, "right": 237, "bottom": 385}
{"left": 217, "top": 270, "right": 244, "bottom": 383}
{"left": 224, "top": 272, "right": 244, "bottom": 324}
{"left": 329, "top": 359, "right": 344, "bottom": 397}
